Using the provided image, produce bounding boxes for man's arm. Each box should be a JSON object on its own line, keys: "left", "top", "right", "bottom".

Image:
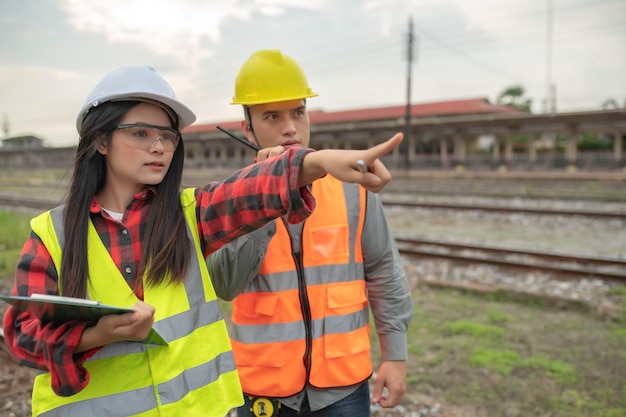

{"left": 362, "top": 191, "right": 414, "bottom": 407}
{"left": 363, "top": 191, "right": 413, "bottom": 358}
{"left": 206, "top": 223, "right": 275, "bottom": 301}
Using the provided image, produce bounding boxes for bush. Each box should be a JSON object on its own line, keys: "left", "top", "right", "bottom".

{"left": 578, "top": 134, "right": 612, "bottom": 150}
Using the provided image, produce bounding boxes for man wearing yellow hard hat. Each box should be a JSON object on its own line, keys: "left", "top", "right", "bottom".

{"left": 208, "top": 49, "right": 413, "bottom": 417}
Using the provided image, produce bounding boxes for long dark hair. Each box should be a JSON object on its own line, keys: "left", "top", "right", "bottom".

{"left": 60, "top": 101, "right": 190, "bottom": 298}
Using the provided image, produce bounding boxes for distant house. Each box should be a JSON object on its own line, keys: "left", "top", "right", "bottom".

{"left": 1, "top": 135, "right": 45, "bottom": 149}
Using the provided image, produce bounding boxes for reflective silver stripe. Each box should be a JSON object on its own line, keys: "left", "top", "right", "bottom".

{"left": 91, "top": 302, "right": 218, "bottom": 360}
{"left": 88, "top": 282, "right": 221, "bottom": 360}
{"left": 342, "top": 182, "right": 361, "bottom": 265}
{"left": 233, "top": 319, "right": 305, "bottom": 343}
{"left": 40, "top": 385, "right": 157, "bottom": 417}
{"left": 232, "top": 306, "right": 369, "bottom": 344}
{"left": 159, "top": 350, "right": 236, "bottom": 405}
{"left": 322, "top": 305, "right": 369, "bottom": 335}
{"left": 181, "top": 218, "right": 207, "bottom": 304}
{"left": 39, "top": 352, "right": 238, "bottom": 415}
{"left": 245, "top": 263, "right": 364, "bottom": 292}
{"left": 49, "top": 206, "right": 65, "bottom": 247}
{"left": 153, "top": 298, "right": 222, "bottom": 342}
{"left": 91, "top": 341, "right": 146, "bottom": 360}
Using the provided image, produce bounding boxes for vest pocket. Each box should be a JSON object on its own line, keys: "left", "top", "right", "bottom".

{"left": 323, "top": 281, "right": 370, "bottom": 359}
{"left": 234, "top": 340, "right": 286, "bottom": 367}
{"left": 326, "top": 281, "right": 367, "bottom": 311}
{"left": 308, "top": 225, "right": 349, "bottom": 262}
{"left": 232, "top": 293, "right": 287, "bottom": 367}
{"left": 235, "top": 293, "right": 279, "bottom": 318}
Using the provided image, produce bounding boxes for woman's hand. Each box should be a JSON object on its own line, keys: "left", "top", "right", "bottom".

{"left": 75, "top": 301, "right": 156, "bottom": 352}
{"left": 100, "top": 300, "right": 155, "bottom": 343}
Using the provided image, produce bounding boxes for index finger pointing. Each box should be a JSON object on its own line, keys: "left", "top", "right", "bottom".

{"left": 363, "top": 133, "right": 403, "bottom": 163}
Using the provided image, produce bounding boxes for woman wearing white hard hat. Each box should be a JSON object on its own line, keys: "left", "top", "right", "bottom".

{"left": 3, "top": 65, "right": 403, "bottom": 417}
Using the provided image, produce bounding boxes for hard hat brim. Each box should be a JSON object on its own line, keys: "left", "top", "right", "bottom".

{"left": 76, "top": 92, "right": 196, "bottom": 132}
{"left": 231, "top": 92, "right": 318, "bottom": 106}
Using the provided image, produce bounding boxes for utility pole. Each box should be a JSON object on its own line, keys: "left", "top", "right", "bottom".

{"left": 404, "top": 16, "right": 415, "bottom": 169}
{"left": 545, "top": 0, "right": 556, "bottom": 114}
{"left": 2, "top": 112, "right": 9, "bottom": 138}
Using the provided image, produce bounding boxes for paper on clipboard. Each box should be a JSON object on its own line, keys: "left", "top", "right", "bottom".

{"left": 0, "top": 293, "right": 168, "bottom": 346}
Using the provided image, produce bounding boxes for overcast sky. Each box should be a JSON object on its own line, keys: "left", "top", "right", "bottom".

{"left": 1, "top": 0, "right": 624, "bottom": 147}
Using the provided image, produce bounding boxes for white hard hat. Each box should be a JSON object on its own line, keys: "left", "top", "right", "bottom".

{"left": 76, "top": 66, "right": 196, "bottom": 132}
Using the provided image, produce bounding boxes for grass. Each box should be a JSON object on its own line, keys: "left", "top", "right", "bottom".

{"left": 370, "top": 285, "right": 626, "bottom": 417}
{"left": 0, "top": 211, "right": 32, "bottom": 250}
{"left": 0, "top": 211, "right": 32, "bottom": 280}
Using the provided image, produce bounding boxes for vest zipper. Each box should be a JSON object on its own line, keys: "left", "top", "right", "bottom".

{"left": 283, "top": 218, "right": 313, "bottom": 386}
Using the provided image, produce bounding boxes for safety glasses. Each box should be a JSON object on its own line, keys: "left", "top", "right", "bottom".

{"left": 116, "top": 122, "right": 180, "bottom": 151}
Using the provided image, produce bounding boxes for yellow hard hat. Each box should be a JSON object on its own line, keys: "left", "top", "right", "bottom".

{"left": 231, "top": 49, "right": 318, "bottom": 105}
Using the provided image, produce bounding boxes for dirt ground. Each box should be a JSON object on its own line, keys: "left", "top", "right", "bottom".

{"left": 2, "top": 272, "right": 625, "bottom": 417}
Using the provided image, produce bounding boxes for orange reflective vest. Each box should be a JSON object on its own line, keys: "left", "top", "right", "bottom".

{"left": 230, "top": 175, "right": 372, "bottom": 397}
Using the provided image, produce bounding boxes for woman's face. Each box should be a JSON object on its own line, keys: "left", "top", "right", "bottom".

{"left": 97, "top": 102, "right": 177, "bottom": 195}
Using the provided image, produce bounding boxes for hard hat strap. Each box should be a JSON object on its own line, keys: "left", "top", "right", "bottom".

{"left": 243, "top": 106, "right": 261, "bottom": 149}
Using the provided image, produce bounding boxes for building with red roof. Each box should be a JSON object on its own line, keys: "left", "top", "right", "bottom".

{"left": 183, "top": 97, "right": 519, "bottom": 136}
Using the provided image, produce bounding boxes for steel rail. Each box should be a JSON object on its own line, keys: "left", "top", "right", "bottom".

{"left": 395, "top": 237, "right": 626, "bottom": 283}
{"left": 380, "top": 188, "right": 626, "bottom": 203}
{"left": 382, "top": 198, "right": 626, "bottom": 220}
{"left": 2, "top": 192, "right": 625, "bottom": 220}
{"left": 0, "top": 195, "right": 58, "bottom": 210}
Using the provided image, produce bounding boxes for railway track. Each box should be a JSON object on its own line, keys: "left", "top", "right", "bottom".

{"left": 2, "top": 192, "right": 625, "bottom": 280}
{"left": 395, "top": 237, "right": 626, "bottom": 283}
{"left": 381, "top": 187, "right": 626, "bottom": 203}
{"left": 2, "top": 193, "right": 625, "bottom": 220}
{"left": 381, "top": 198, "right": 626, "bottom": 220}
{"left": 383, "top": 178, "right": 626, "bottom": 203}
{"left": 0, "top": 194, "right": 60, "bottom": 211}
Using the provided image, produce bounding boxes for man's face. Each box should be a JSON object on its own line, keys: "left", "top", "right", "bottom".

{"left": 244, "top": 99, "right": 311, "bottom": 149}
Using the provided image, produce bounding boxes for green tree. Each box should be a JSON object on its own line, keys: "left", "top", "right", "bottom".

{"left": 496, "top": 85, "right": 532, "bottom": 112}
{"left": 601, "top": 98, "right": 625, "bottom": 110}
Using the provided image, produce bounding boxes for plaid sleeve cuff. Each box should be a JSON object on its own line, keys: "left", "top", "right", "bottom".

{"left": 49, "top": 323, "right": 100, "bottom": 396}
{"left": 285, "top": 148, "right": 316, "bottom": 223}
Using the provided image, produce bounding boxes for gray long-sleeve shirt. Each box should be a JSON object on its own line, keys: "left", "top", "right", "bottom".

{"left": 207, "top": 189, "right": 413, "bottom": 412}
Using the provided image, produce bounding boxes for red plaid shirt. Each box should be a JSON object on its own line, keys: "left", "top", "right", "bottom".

{"left": 3, "top": 148, "right": 314, "bottom": 396}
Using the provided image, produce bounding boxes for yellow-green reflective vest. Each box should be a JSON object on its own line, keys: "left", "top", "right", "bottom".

{"left": 30, "top": 188, "right": 243, "bottom": 417}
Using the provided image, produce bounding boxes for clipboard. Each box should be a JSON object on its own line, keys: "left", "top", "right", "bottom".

{"left": 0, "top": 293, "right": 168, "bottom": 346}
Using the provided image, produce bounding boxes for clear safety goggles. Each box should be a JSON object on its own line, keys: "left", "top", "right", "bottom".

{"left": 116, "top": 122, "right": 180, "bottom": 152}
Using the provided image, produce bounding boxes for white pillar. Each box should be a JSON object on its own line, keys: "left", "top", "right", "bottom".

{"left": 613, "top": 130, "right": 623, "bottom": 162}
